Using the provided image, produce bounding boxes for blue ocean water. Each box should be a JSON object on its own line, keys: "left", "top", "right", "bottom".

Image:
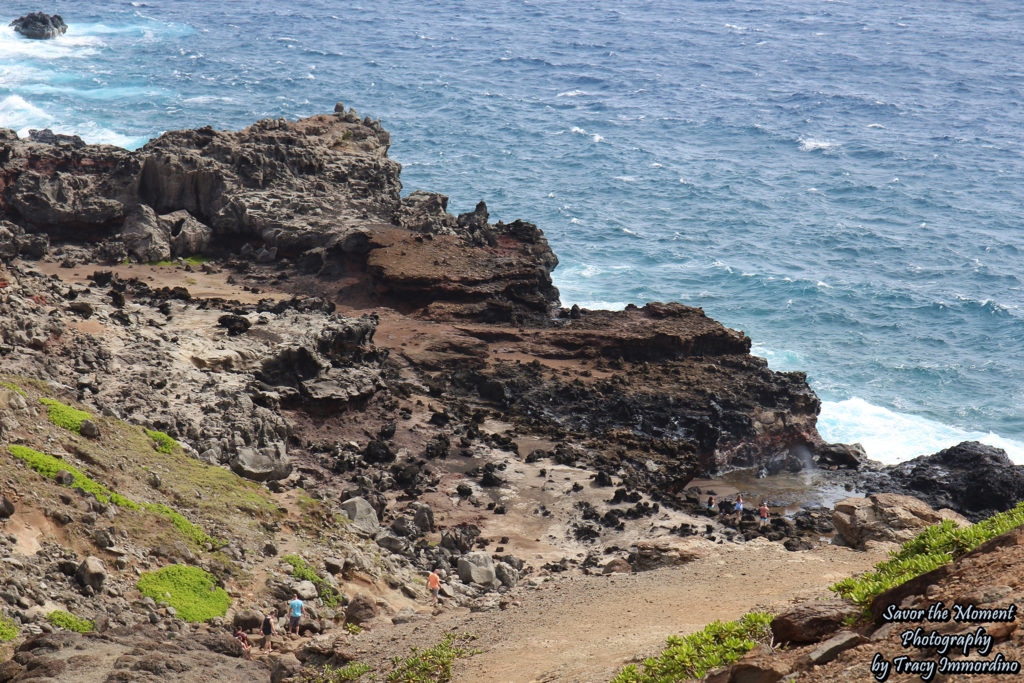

{"left": 3, "top": 0, "right": 1023, "bottom": 463}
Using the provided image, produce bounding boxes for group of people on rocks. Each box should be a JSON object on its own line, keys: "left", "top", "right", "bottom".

{"left": 231, "top": 595, "right": 302, "bottom": 657}
{"left": 706, "top": 493, "right": 771, "bottom": 528}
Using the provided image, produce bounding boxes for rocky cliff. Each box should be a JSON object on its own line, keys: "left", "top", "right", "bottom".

{"left": 1, "top": 109, "right": 832, "bottom": 679}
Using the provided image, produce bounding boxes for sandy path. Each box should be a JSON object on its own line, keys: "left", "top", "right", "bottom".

{"left": 359, "top": 540, "right": 886, "bottom": 683}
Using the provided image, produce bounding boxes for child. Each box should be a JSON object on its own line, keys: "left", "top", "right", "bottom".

{"left": 759, "top": 501, "right": 769, "bottom": 528}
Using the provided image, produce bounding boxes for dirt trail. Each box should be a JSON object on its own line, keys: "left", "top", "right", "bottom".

{"left": 359, "top": 540, "right": 886, "bottom": 683}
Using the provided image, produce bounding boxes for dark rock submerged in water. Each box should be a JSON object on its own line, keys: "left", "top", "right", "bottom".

{"left": 10, "top": 12, "right": 67, "bottom": 39}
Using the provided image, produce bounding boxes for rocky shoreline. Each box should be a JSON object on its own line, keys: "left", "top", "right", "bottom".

{"left": 2, "top": 109, "right": 1021, "bottom": 681}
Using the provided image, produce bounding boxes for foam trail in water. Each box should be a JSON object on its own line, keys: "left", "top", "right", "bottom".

{"left": 818, "top": 397, "right": 1024, "bottom": 465}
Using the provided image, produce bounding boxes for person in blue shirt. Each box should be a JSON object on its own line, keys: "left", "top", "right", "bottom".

{"left": 288, "top": 594, "right": 304, "bottom": 635}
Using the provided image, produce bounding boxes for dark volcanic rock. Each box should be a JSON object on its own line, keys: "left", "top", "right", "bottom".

{"left": 10, "top": 13, "right": 67, "bottom": 39}
{"left": 862, "top": 441, "right": 1024, "bottom": 522}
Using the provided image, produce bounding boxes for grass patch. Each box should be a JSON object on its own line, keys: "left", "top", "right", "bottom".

{"left": 282, "top": 555, "right": 343, "bottom": 608}
{"left": 385, "top": 633, "right": 480, "bottom": 683}
{"left": 831, "top": 501, "right": 1024, "bottom": 611}
{"left": 5, "top": 444, "right": 222, "bottom": 549}
{"left": 46, "top": 610, "right": 94, "bottom": 634}
{"left": 137, "top": 565, "right": 231, "bottom": 622}
{"left": 39, "top": 398, "right": 91, "bottom": 433}
{"left": 300, "top": 662, "right": 372, "bottom": 682}
{"left": 344, "top": 622, "right": 363, "bottom": 635}
{"left": 0, "top": 615, "right": 17, "bottom": 642}
{"left": 145, "top": 429, "right": 179, "bottom": 454}
{"left": 1, "top": 381, "right": 26, "bottom": 397}
{"left": 610, "top": 612, "right": 773, "bottom": 683}
{"left": 142, "top": 503, "right": 221, "bottom": 548}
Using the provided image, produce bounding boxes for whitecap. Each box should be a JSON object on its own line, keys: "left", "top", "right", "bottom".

{"left": 556, "top": 89, "right": 587, "bottom": 97}
{"left": 569, "top": 217, "right": 582, "bottom": 224}
{"left": 650, "top": 162, "right": 662, "bottom": 168}
{"left": 591, "top": 134, "right": 604, "bottom": 142}
{"left": 570, "top": 126, "right": 586, "bottom": 134}
{"left": 818, "top": 398, "right": 1024, "bottom": 464}
{"left": 613, "top": 175, "right": 637, "bottom": 182}
{"left": 1, "top": 94, "right": 53, "bottom": 130}
{"left": 816, "top": 281, "right": 831, "bottom": 288}
{"left": 621, "top": 227, "right": 640, "bottom": 236}
{"left": 866, "top": 123, "right": 885, "bottom": 129}
{"left": 798, "top": 136, "right": 836, "bottom": 151}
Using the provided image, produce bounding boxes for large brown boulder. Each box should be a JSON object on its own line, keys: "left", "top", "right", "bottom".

{"left": 832, "top": 493, "right": 968, "bottom": 549}
{"left": 770, "top": 600, "right": 862, "bottom": 645}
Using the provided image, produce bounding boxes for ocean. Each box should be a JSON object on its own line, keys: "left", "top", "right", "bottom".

{"left": 3, "top": 0, "right": 1022, "bottom": 464}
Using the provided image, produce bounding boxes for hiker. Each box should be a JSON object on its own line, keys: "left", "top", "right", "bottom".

{"left": 759, "top": 501, "right": 770, "bottom": 528}
{"left": 233, "top": 626, "right": 252, "bottom": 657}
{"left": 288, "top": 594, "right": 304, "bottom": 635}
{"left": 428, "top": 568, "right": 441, "bottom": 604}
{"left": 260, "top": 610, "right": 277, "bottom": 653}
{"left": 734, "top": 494, "right": 743, "bottom": 523}
{"left": 706, "top": 495, "right": 715, "bottom": 511}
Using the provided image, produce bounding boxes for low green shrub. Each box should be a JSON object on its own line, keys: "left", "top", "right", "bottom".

{"left": 1, "top": 381, "right": 26, "bottom": 397}
{"left": 145, "top": 429, "right": 179, "bottom": 454}
{"left": 300, "top": 662, "right": 372, "bottom": 682}
{"left": 0, "top": 615, "right": 18, "bottom": 642}
{"left": 39, "top": 398, "right": 92, "bottom": 433}
{"left": 137, "top": 565, "right": 231, "bottom": 622}
{"left": 282, "top": 555, "right": 343, "bottom": 608}
{"left": 831, "top": 501, "right": 1024, "bottom": 610}
{"left": 386, "top": 633, "right": 480, "bottom": 683}
{"left": 610, "top": 612, "right": 773, "bottom": 683}
{"left": 344, "top": 622, "right": 362, "bottom": 635}
{"left": 46, "top": 610, "right": 94, "bottom": 633}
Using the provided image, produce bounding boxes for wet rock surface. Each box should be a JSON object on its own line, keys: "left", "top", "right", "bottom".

{"left": 9, "top": 13, "right": 67, "bottom": 40}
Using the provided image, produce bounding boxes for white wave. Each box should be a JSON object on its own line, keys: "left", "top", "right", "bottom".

{"left": 798, "top": 136, "right": 836, "bottom": 152}
{"left": 816, "top": 280, "right": 831, "bottom": 288}
{"left": 0, "top": 26, "right": 102, "bottom": 59}
{"left": 559, "top": 299, "right": 629, "bottom": 311}
{"left": 569, "top": 217, "right": 583, "bottom": 224}
{"left": 183, "top": 95, "right": 236, "bottom": 104}
{"left": 613, "top": 175, "right": 637, "bottom": 182}
{"left": 621, "top": 227, "right": 640, "bottom": 236}
{"left": 0, "top": 94, "right": 53, "bottom": 130}
{"left": 556, "top": 89, "right": 588, "bottom": 97}
{"left": 570, "top": 126, "right": 586, "bottom": 134}
{"left": 866, "top": 123, "right": 885, "bottom": 129}
{"left": 818, "top": 397, "right": 1024, "bottom": 465}
{"left": 591, "top": 133, "right": 604, "bottom": 142}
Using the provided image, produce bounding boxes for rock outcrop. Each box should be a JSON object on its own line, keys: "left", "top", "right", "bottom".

{"left": 831, "top": 493, "right": 968, "bottom": 549}
{"left": 10, "top": 13, "right": 67, "bottom": 39}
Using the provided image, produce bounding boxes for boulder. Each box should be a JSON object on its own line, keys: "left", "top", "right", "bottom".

{"left": 75, "top": 556, "right": 107, "bottom": 591}
{"left": 230, "top": 444, "right": 291, "bottom": 482}
{"left": 232, "top": 610, "right": 263, "bottom": 632}
{"left": 832, "top": 493, "right": 968, "bottom": 550}
{"left": 324, "top": 557, "right": 345, "bottom": 575}
{"left": 271, "top": 653, "right": 302, "bottom": 683}
{"left": 603, "top": 558, "right": 632, "bottom": 574}
{"left": 771, "top": 600, "right": 861, "bottom": 644}
{"left": 631, "top": 537, "right": 710, "bottom": 571}
{"left": 411, "top": 502, "right": 435, "bottom": 532}
{"left": 376, "top": 534, "right": 408, "bottom": 554}
{"left": 0, "top": 496, "right": 14, "bottom": 519}
{"left": 457, "top": 552, "right": 496, "bottom": 585}
{"left": 495, "top": 561, "right": 519, "bottom": 588}
{"left": 339, "top": 497, "right": 379, "bottom": 535}
{"left": 120, "top": 205, "right": 171, "bottom": 263}
{"left": 345, "top": 594, "right": 377, "bottom": 624}
{"left": 807, "top": 631, "right": 866, "bottom": 665}
{"left": 816, "top": 442, "right": 867, "bottom": 469}
{"left": 159, "top": 210, "right": 212, "bottom": 256}
{"left": 10, "top": 13, "right": 67, "bottom": 39}
{"left": 293, "top": 580, "right": 318, "bottom": 601}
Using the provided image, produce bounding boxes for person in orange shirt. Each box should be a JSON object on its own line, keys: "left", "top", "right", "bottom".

{"left": 428, "top": 569, "right": 441, "bottom": 604}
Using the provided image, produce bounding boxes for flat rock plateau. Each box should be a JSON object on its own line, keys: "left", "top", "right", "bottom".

{"left": 2, "top": 110, "right": 1022, "bottom": 682}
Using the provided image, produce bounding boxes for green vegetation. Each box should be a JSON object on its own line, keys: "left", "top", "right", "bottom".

{"left": 6, "top": 444, "right": 138, "bottom": 509}
{"left": 299, "top": 662, "right": 372, "bottom": 682}
{"left": 46, "top": 610, "right": 94, "bottom": 634}
{"left": 0, "top": 615, "right": 18, "bottom": 642}
{"left": 386, "top": 633, "right": 481, "bottom": 683}
{"left": 145, "top": 429, "right": 179, "bottom": 454}
{"left": 344, "top": 622, "right": 363, "bottom": 635}
{"left": 152, "top": 256, "right": 212, "bottom": 266}
{"left": 142, "top": 503, "right": 220, "bottom": 548}
{"left": 832, "top": 501, "right": 1024, "bottom": 611}
{"left": 6, "top": 444, "right": 221, "bottom": 549}
{"left": 137, "top": 565, "right": 231, "bottom": 622}
{"left": 610, "top": 612, "right": 774, "bottom": 683}
{"left": 39, "top": 398, "right": 92, "bottom": 433}
{"left": 1, "top": 381, "right": 26, "bottom": 397}
{"left": 282, "top": 555, "right": 343, "bottom": 608}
